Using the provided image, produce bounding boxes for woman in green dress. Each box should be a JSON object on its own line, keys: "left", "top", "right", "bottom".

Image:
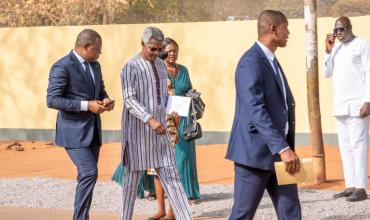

{"left": 111, "top": 162, "right": 155, "bottom": 199}
{"left": 165, "top": 38, "right": 200, "bottom": 201}
{"left": 149, "top": 37, "right": 200, "bottom": 220}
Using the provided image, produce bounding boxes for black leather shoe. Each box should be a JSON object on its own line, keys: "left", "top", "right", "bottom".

{"left": 333, "top": 187, "right": 355, "bottom": 198}
{"left": 346, "top": 188, "right": 368, "bottom": 202}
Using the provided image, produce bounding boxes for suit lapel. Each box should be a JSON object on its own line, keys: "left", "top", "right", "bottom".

{"left": 254, "top": 43, "right": 286, "bottom": 98}
{"left": 69, "top": 51, "right": 95, "bottom": 97}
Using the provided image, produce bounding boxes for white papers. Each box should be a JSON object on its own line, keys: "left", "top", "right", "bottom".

{"left": 166, "top": 95, "right": 191, "bottom": 117}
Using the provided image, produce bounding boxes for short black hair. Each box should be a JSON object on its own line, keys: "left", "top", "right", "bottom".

{"left": 336, "top": 16, "right": 352, "bottom": 29}
{"left": 258, "top": 10, "right": 288, "bottom": 36}
{"left": 75, "top": 29, "right": 101, "bottom": 48}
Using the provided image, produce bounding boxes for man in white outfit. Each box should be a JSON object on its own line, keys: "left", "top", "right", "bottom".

{"left": 324, "top": 16, "right": 370, "bottom": 202}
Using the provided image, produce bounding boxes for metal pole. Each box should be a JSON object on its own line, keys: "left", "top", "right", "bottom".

{"left": 304, "top": 0, "right": 326, "bottom": 183}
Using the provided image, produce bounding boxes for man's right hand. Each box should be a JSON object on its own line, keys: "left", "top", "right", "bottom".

{"left": 280, "top": 148, "right": 300, "bottom": 175}
{"left": 148, "top": 118, "right": 166, "bottom": 134}
{"left": 88, "top": 100, "right": 106, "bottom": 114}
{"left": 325, "top": 33, "right": 335, "bottom": 54}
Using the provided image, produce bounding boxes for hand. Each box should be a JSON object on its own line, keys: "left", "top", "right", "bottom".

{"left": 88, "top": 100, "right": 106, "bottom": 114}
{"left": 359, "top": 102, "right": 370, "bottom": 118}
{"left": 171, "top": 111, "right": 180, "bottom": 128}
{"left": 103, "top": 98, "right": 115, "bottom": 111}
{"left": 148, "top": 118, "right": 166, "bottom": 135}
{"left": 280, "top": 148, "right": 300, "bottom": 175}
{"left": 325, "top": 33, "right": 335, "bottom": 54}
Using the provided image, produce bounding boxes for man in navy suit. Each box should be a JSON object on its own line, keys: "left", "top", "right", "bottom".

{"left": 226, "top": 10, "right": 301, "bottom": 220}
{"left": 47, "top": 29, "right": 114, "bottom": 220}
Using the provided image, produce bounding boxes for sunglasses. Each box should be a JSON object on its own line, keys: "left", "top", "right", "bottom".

{"left": 148, "top": 46, "right": 162, "bottom": 52}
{"left": 333, "top": 27, "right": 345, "bottom": 34}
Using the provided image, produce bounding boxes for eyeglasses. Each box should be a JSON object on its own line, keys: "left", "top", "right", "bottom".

{"left": 333, "top": 27, "right": 345, "bottom": 34}
{"left": 91, "top": 47, "right": 102, "bottom": 53}
{"left": 85, "top": 44, "right": 102, "bottom": 53}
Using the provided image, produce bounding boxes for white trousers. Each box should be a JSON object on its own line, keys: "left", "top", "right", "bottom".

{"left": 120, "top": 165, "right": 193, "bottom": 220}
{"left": 336, "top": 116, "right": 369, "bottom": 188}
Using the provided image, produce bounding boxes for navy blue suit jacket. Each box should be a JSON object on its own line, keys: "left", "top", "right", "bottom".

{"left": 47, "top": 51, "right": 109, "bottom": 148}
{"left": 226, "top": 43, "right": 295, "bottom": 170}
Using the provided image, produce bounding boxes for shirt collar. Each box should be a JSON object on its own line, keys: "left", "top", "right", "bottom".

{"left": 256, "top": 40, "right": 275, "bottom": 61}
{"left": 72, "top": 50, "right": 86, "bottom": 64}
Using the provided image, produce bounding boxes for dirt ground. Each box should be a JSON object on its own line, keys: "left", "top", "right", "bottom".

{"left": 1, "top": 140, "right": 370, "bottom": 191}
{"left": 1, "top": 140, "right": 370, "bottom": 220}
{"left": 0, "top": 206, "right": 223, "bottom": 220}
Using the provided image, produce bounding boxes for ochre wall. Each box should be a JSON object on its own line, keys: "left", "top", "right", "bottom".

{"left": 1, "top": 16, "right": 370, "bottom": 133}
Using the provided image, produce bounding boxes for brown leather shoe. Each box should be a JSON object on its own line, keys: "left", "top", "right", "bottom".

{"left": 346, "top": 188, "right": 368, "bottom": 202}
{"left": 333, "top": 187, "right": 355, "bottom": 198}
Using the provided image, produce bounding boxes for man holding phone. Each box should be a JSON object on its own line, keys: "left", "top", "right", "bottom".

{"left": 324, "top": 16, "right": 370, "bottom": 202}
{"left": 47, "top": 29, "right": 115, "bottom": 219}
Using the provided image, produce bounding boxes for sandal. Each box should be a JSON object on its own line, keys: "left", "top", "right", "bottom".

{"left": 189, "top": 199, "right": 200, "bottom": 205}
{"left": 147, "top": 213, "right": 165, "bottom": 220}
{"left": 146, "top": 194, "right": 157, "bottom": 201}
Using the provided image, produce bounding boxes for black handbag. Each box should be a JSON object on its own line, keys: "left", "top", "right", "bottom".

{"left": 185, "top": 89, "right": 205, "bottom": 119}
{"left": 183, "top": 122, "right": 202, "bottom": 141}
{"left": 183, "top": 98, "right": 202, "bottom": 141}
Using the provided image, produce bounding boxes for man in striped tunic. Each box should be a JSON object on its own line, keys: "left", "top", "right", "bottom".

{"left": 120, "top": 27, "right": 193, "bottom": 220}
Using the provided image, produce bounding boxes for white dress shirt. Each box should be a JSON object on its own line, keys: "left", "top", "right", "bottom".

{"left": 72, "top": 50, "right": 96, "bottom": 111}
{"left": 323, "top": 37, "right": 370, "bottom": 117}
{"left": 256, "top": 41, "right": 290, "bottom": 153}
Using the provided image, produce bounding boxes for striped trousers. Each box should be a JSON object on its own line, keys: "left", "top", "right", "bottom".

{"left": 120, "top": 165, "right": 193, "bottom": 220}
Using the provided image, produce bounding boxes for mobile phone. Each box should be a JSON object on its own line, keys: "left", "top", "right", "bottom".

{"left": 104, "top": 100, "right": 115, "bottom": 107}
{"left": 329, "top": 33, "right": 336, "bottom": 44}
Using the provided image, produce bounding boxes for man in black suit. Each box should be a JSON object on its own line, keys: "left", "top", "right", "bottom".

{"left": 47, "top": 29, "right": 114, "bottom": 220}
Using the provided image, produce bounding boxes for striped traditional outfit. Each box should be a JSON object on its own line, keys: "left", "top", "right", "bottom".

{"left": 120, "top": 54, "right": 192, "bottom": 220}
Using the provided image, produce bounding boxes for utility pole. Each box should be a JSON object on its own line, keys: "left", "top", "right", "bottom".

{"left": 304, "top": 0, "right": 326, "bottom": 183}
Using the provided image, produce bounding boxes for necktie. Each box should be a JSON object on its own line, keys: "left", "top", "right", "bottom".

{"left": 273, "top": 57, "right": 284, "bottom": 90}
{"left": 273, "top": 57, "right": 289, "bottom": 134}
{"left": 83, "top": 61, "right": 95, "bottom": 88}
{"left": 273, "top": 57, "right": 280, "bottom": 75}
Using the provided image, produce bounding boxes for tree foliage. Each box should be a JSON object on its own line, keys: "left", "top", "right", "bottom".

{"left": 0, "top": 0, "right": 369, "bottom": 27}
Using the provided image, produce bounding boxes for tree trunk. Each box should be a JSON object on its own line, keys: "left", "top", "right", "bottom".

{"left": 304, "top": 0, "right": 326, "bottom": 183}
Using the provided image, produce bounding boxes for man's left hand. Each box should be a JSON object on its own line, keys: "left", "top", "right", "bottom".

{"left": 103, "top": 98, "right": 115, "bottom": 111}
{"left": 359, "top": 102, "right": 370, "bottom": 118}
